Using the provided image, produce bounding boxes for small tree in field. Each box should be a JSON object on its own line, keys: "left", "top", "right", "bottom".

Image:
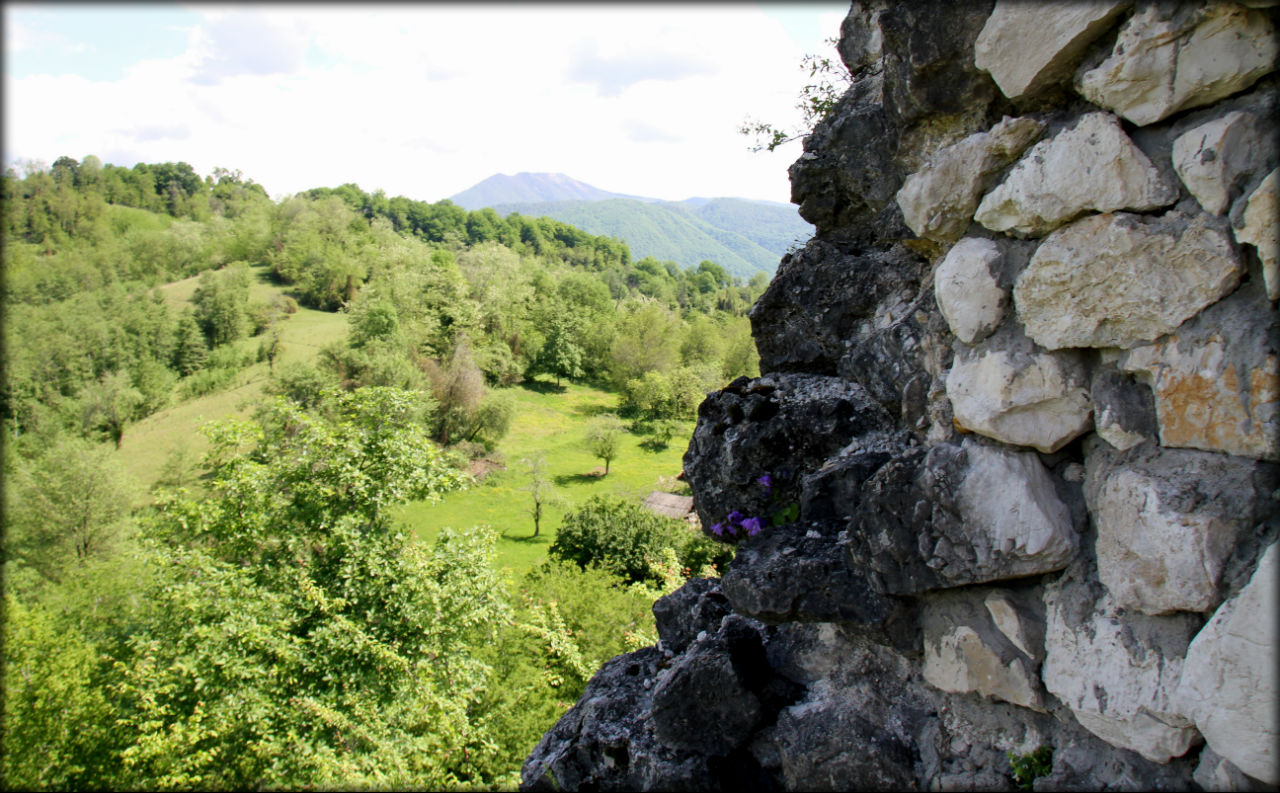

{"left": 520, "top": 452, "right": 559, "bottom": 538}
{"left": 584, "top": 414, "right": 624, "bottom": 476}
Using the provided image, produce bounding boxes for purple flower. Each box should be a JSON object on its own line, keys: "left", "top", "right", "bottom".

{"left": 740, "top": 516, "right": 764, "bottom": 536}
{"left": 756, "top": 474, "right": 773, "bottom": 491}
{"left": 726, "top": 509, "right": 745, "bottom": 525}
{"left": 710, "top": 522, "right": 726, "bottom": 538}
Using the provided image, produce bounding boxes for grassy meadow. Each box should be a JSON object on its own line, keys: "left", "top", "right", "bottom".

{"left": 122, "top": 264, "right": 696, "bottom": 573}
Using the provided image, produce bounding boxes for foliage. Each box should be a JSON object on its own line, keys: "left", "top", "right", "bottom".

{"left": 548, "top": 495, "right": 690, "bottom": 586}
{"left": 584, "top": 413, "right": 624, "bottom": 475}
{"left": 1, "top": 595, "right": 125, "bottom": 790}
{"left": 1008, "top": 746, "right": 1053, "bottom": 790}
{"left": 107, "top": 387, "right": 489, "bottom": 789}
{"left": 739, "top": 38, "right": 852, "bottom": 152}
{"left": 470, "top": 561, "right": 656, "bottom": 784}
{"left": 3, "top": 437, "right": 136, "bottom": 583}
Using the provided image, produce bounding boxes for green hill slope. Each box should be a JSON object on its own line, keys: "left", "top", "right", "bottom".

{"left": 489, "top": 197, "right": 810, "bottom": 277}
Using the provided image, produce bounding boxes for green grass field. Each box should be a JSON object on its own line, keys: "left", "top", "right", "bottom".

{"left": 123, "top": 264, "right": 695, "bottom": 574}
{"left": 122, "top": 265, "right": 347, "bottom": 491}
{"left": 395, "top": 378, "right": 693, "bottom": 575}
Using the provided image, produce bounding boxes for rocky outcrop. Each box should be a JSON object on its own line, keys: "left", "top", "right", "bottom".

{"left": 523, "top": 2, "right": 1280, "bottom": 790}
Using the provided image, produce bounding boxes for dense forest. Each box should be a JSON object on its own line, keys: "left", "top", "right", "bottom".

{"left": 0, "top": 156, "right": 767, "bottom": 789}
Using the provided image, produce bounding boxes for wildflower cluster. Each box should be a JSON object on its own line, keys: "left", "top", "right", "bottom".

{"left": 709, "top": 473, "right": 798, "bottom": 542}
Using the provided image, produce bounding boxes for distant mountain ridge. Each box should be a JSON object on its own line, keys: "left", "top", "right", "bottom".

{"left": 448, "top": 173, "right": 813, "bottom": 277}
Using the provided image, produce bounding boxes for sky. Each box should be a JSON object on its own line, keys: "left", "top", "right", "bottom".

{"left": 4, "top": 3, "right": 849, "bottom": 205}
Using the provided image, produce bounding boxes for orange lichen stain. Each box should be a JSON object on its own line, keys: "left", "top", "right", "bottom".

{"left": 953, "top": 416, "right": 972, "bottom": 434}
{"left": 1155, "top": 356, "right": 1279, "bottom": 460}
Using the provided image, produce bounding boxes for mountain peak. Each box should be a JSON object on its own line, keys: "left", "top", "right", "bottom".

{"left": 450, "top": 172, "right": 636, "bottom": 210}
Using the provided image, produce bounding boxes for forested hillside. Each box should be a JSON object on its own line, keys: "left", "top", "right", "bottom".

{"left": 0, "top": 156, "right": 769, "bottom": 789}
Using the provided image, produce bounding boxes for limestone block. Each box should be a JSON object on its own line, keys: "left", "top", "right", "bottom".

{"left": 947, "top": 329, "right": 1092, "bottom": 453}
{"left": 934, "top": 237, "right": 1008, "bottom": 344}
{"left": 1076, "top": 3, "right": 1278, "bottom": 126}
{"left": 1086, "top": 446, "right": 1259, "bottom": 615}
{"left": 1091, "top": 369, "right": 1158, "bottom": 451}
{"left": 1120, "top": 288, "right": 1280, "bottom": 461}
{"left": 851, "top": 439, "right": 1078, "bottom": 595}
{"left": 974, "top": 0, "right": 1130, "bottom": 100}
{"left": 897, "top": 116, "right": 1046, "bottom": 242}
{"left": 922, "top": 587, "right": 1046, "bottom": 711}
{"left": 956, "top": 441, "right": 1078, "bottom": 571}
{"left": 1236, "top": 169, "right": 1279, "bottom": 301}
{"left": 1195, "top": 746, "right": 1273, "bottom": 792}
{"left": 1173, "top": 112, "right": 1272, "bottom": 215}
{"left": 1177, "top": 542, "right": 1279, "bottom": 785}
{"left": 974, "top": 113, "right": 1177, "bottom": 237}
{"left": 1014, "top": 212, "right": 1243, "bottom": 350}
{"left": 1043, "top": 582, "right": 1201, "bottom": 763}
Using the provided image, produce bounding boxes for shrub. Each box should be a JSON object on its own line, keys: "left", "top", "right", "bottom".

{"left": 549, "top": 495, "right": 685, "bottom": 586}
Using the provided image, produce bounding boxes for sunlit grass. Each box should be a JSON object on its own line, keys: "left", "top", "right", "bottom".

{"left": 395, "top": 378, "right": 693, "bottom": 575}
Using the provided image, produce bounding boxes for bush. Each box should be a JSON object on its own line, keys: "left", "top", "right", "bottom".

{"left": 549, "top": 495, "right": 686, "bottom": 586}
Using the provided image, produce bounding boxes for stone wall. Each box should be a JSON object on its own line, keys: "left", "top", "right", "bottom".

{"left": 521, "top": 2, "right": 1279, "bottom": 790}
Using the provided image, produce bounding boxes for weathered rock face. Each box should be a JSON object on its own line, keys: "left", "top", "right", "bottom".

{"left": 1042, "top": 580, "right": 1202, "bottom": 763}
{"left": 1172, "top": 110, "right": 1274, "bottom": 215}
{"left": 1120, "top": 285, "right": 1280, "bottom": 461}
{"left": 1085, "top": 443, "right": 1273, "bottom": 615}
{"left": 946, "top": 326, "right": 1093, "bottom": 453}
{"left": 895, "top": 116, "right": 1045, "bottom": 242}
{"left": 1013, "top": 211, "right": 1243, "bottom": 350}
{"left": 973, "top": 112, "right": 1178, "bottom": 238}
{"left": 933, "top": 237, "right": 1009, "bottom": 345}
{"left": 1177, "top": 543, "right": 1280, "bottom": 785}
{"left": 1237, "top": 168, "right": 1279, "bottom": 300}
{"left": 1076, "top": 2, "right": 1278, "bottom": 126}
{"left": 523, "top": 2, "right": 1280, "bottom": 790}
{"left": 974, "top": 0, "right": 1130, "bottom": 101}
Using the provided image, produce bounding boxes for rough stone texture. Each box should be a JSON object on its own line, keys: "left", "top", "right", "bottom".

{"left": 1195, "top": 746, "right": 1275, "bottom": 792}
{"left": 934, "top": 237, "right": 1009, "bottom": 345}
{"left": 682, "top": 372, "right": 898, "bottom": 530}
{"left": 1013, "top": 211, "right": 1243, "bottom": 350}
{"left": 974, "top": 112, "right": 1178, "bottom": 238}
{"left": 1120, "top": 285, "right": 1280, "bottom": 460}
{"left": 523, "top": 3, "right": 1279, "bottom": 790}
{"left": 791, "top": 3, "right": 1000, "bottom": 233}
{"left": 851, "top": 439, "right": 1078, "bottom": 595}
{"left": 946, "top": 327, "right": 1093, "bottom": 453}
{"left": 1091, "top": 368, "right": 1159, "bottom": 451}
{"left": 1042, "top": 578, "right": 1202, "bottom": 763}
{"left": 974, "top": 0, "right": 1130, "bottom": 100}
{"left": 896, "top": 116, "right": 1045, "bottom": 242}
{"left": 1177, "top": 542, "right": 1280, "bottom": 786}
{"left": 750, "top": 239, "right": 927, "bottom": 377}
{"left": 1172, "top": 111, "right": 1273, "bottom": 215}
{"left": 922, "top": 587, "right": 1046, "bottom": 710}
{"left": 1076, "top": 2, "right": 1278, "bottom": 126}
{"left": 1236, "top": 168, "right": 1279, "bottom": 300}
{"left": 1085, "top": 444, "right": 1265, "bottom": 615}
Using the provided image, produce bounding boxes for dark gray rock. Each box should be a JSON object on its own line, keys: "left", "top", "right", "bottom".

{"left": 520, "top": 647, "right": 713, "bottom": 791}
{"left": 850, "top": 440, "right": 1078, "bottom": 595}
{"left": 683, "top": 372, "right": 895, "bottom": 530}
{"left": 750, "top": 239, "right": 927, "bottom": 376}
{"left": 719, "top": 518, "right": 903, "bottom": 629}
{"left": 652, "top": 577, "right": 731, "bottom": 656}
{"left": 792, "top": 1, "right": 1003, "bottom": 234}
{"left": 1091, "top": 368, "right": 1159, "bottom": 451}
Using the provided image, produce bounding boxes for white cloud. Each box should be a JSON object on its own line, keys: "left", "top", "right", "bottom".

{"left": 5, "top": 4, "right": 840, "bottom": 203}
